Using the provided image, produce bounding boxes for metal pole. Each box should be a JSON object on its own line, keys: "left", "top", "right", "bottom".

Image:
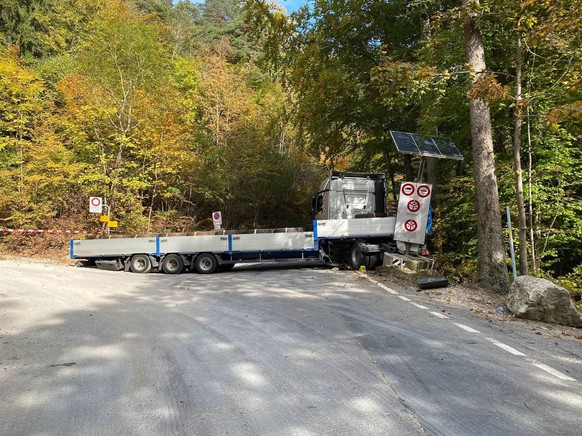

{"left": 417, "top": 157, "right": 426, "bottom": 182}
{"left": 104, "top": 197, "right": 111, "bottom": 237}
{"left": 506, "top": 206, "right": 518, "bottom": 281}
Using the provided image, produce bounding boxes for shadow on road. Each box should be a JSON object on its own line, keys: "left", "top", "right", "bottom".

{"left": 1, "top": 265, "right": 581, "bottom": 435}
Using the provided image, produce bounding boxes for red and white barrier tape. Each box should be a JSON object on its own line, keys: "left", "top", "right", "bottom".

{"left": 1, "top": 228, "right": 103, "bottom": 235}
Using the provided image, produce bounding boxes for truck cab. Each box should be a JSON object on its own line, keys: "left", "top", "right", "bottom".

{"left": 312, "top": 172, "right": 387, "bottom": 220}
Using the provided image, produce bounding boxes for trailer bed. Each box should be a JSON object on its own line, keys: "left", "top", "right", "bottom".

{"left": 70, "top": 218, "right": 396, "bottom": 273}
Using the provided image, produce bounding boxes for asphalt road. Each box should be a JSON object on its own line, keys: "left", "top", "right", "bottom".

{"left": 1, "top": 260, "right": 581, "bottom": 435}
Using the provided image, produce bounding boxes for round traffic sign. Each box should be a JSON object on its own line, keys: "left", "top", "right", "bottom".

{"left": 407, "top": 199, "right": 421, "bottom": 213}
{"left": 213, "top": 212, "right": 221, "bottom": 220}
{"left": 404, "top": 219, "right": 418, "bottom": 232}
{"left": 401, "top": 183, "right": 415, "bottom": 196}
{"left": 91, "top": 197, "right": 101, "bottom": 207}
{"left": 417, "top": 185, "right": 431, "bottom": 198}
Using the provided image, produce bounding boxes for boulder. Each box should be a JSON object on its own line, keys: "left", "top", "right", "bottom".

{"left": 507, "top": 275, "right": 582, "bottom": 327}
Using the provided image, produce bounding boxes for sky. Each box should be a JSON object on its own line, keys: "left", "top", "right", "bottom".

{"left": 278, "top": 0, "right": 309, "bottom": 13}
{"left": 174, "top": 0, "right": 309, "bottom": 15}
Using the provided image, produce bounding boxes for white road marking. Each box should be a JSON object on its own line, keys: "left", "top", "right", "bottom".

{"left": 531, "top": 361, "right": 576, "bottom": 382}
{"left": 362, "top": 274, "right": 399, "bottom": 294}
{"left": 485, "top": 337, "right": 526, "bottom": 356}
{"left": 377, "top": 283, "right": 399, "bottom": 295}
{"left": 454, "top": 323, "right": 481, "bottom": 333}
{"left": 358, "top": 273, "right": 576, "bottom": 381}
{"left": 355, "top": 272, "right": 577, "bottom": 384}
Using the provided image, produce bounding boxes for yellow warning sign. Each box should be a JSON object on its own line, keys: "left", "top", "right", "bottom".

{"left": 100, "top": 215, "right": 110, "bottom": 222}
{"left": 107, "top": 221, "right": 118, "bottom": 228}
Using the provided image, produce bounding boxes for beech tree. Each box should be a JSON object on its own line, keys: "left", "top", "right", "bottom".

{"left": 461, "top": 0, "right": 509, "bottom": 292}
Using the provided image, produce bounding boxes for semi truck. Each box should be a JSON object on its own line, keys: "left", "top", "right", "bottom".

{"left": 71, "top": 172, "right": 398, "bottom": 274}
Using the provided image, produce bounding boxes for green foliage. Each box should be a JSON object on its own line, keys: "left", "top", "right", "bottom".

{"left": 0, "top": 0, "right": 52, "bottom": 57}
{"left": 246, "top": 0, "right": 581, "bottom": 287}
{"left": 0, "top": 0, "right": 579, "bottom": 290}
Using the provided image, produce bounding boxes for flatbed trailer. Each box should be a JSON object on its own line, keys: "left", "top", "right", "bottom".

{"left": 71, "top": 217, "right": 396, "bottom": 274}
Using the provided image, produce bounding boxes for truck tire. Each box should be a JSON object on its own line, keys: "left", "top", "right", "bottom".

{"left": 130, "top": 254, "right": 152, "bottom": 274}
{"left": 349, "top": 243, "right": 362, "bottom": 270}
{"left": 364, "top": 254, "right": 380, "bottom": 271}
{"left": 161, "top": 254, "right": 183, "bottom": 274}
{"left": 195, "top": 253, "right": 218, "bottom": 274}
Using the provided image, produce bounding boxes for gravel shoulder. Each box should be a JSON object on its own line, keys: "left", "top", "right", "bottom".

{"left": 371, "top": 265, "right": 582, "bottom": 343}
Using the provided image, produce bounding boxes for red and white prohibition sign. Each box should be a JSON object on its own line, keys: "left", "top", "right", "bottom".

{"left": 401, "top": 183, "right": 415, "bottom": 196}
{"left": 407, "top": 199, "right": 421, "bottom": 213}
{"left": 89, "top": 196, "right": 103, "bottom": 213}
{"left": 404, "top": 219, "right": 418, "bottom": 232}
{"left": 417, "top": 184, "right": 431, "bottom": 198}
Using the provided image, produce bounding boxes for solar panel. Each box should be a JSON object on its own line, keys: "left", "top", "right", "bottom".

{"left": 432, "top": 137, "right": 463, "bottom": 160}
{"left": 412, "top": 134, "right": 443, "bottom": 158}
{"left": 390, "top": 131, "right": 418, "bottom": 154}
{"left": 390, "top": 131, "right": 463, "bottom": 160}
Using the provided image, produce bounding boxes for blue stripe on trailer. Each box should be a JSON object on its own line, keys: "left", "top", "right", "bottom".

{"left": 155, "top": 236, "right": 160, "bottom": 256}
{"left": 69, "top": 239, "right": 75, "bottom": 259}
{"left": 313, "top": 220, "right": 319, "bottom": 250}
{"left": 228, "top": 234, "right": 233, "bottom": 254}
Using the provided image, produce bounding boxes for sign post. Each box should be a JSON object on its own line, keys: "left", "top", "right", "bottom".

{"left": 212, "top": 211, "right": 222, "bottom": 230}
{"left": 90, "top": 197, "right": 114, "bottom": 236}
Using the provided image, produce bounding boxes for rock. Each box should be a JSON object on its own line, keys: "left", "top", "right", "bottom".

{"left": 507, "top": 276, "right": 582, "bottom": 327}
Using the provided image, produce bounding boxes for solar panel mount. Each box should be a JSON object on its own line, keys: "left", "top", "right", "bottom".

{"left": 390, "top": 131, "right": 464, "bottom": 160}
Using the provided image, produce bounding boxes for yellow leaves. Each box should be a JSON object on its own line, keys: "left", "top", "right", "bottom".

{"left": 547, "top": 101, "right": 582, "bottom": 125}
{"left": 467, "top": 74, "right": 509, "bottom": 103}
{"left": 0, "top": 47, "right": 45, "bottom": 103}
{"left": 526, "top": 16, "right": 537, "bottom": 28}
{"left": 195, "top": 46, "right": 260, "bottom": 147}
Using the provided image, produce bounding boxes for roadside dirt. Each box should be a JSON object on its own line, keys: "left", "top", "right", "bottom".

{"left": 371, "top": 265, "right": 582, "bottom": 343}
{"left": 0, "top": 235, "right": 70, "bottom": 264}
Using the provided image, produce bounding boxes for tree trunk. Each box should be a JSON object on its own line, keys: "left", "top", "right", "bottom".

{"left": 513, "top": 27, "right": 528, "bottom": 275}
{"left": 420, "top": 1, "right": 439, "bottom": 201}
{"left": 526, "top": 104, "right": 537, "bottom": 273}
{"left": 462, "top": 0, "right": 509, "bottom": 292}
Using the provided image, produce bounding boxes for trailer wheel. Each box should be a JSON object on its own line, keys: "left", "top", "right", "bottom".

{"left": 349, "top": 243, "right": 362, "bottom": 270}
{"left": 130, "top": 254, "right": 152, "bottom": 274}
{"left": 195, "top": 253, "right": 218, "bottom": 274}
{"left": 161, "top": 254, "right": 184, "bottom": 274}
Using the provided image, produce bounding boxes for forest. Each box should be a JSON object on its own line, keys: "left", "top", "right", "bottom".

{"left": 0, "top": 0, "right": 580, "bottom": 292}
